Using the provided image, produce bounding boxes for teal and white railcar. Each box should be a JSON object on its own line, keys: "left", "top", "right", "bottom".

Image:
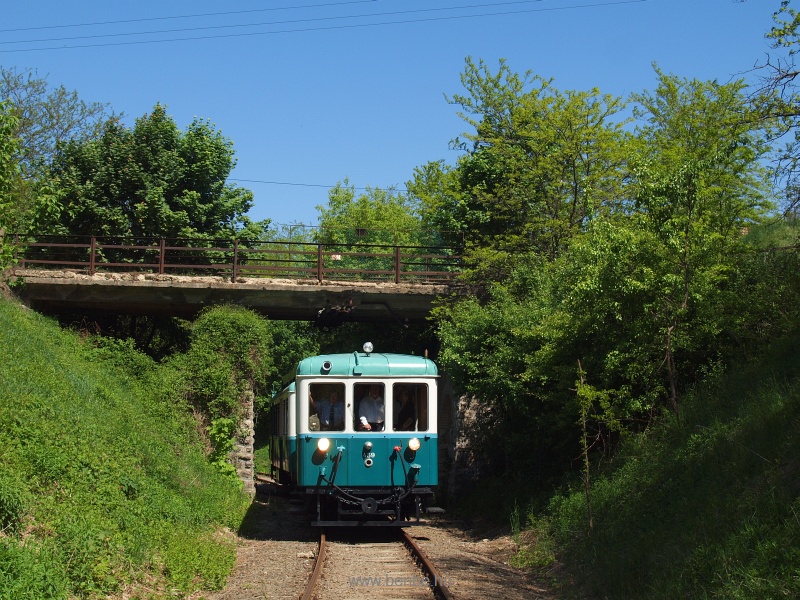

{"left": 268, "top": 342, "right": 439, "bottom": 526}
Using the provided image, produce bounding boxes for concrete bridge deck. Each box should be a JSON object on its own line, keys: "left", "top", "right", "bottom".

{"left": 13, "top": 269, "right": 452, "bottom": 324}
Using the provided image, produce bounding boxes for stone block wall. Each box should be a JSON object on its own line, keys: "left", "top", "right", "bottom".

{"left": 229, "top": 387, "right": 256, "bottom": 497}
{"left": 437, "top": 376, "right": 483, "bottom": 502}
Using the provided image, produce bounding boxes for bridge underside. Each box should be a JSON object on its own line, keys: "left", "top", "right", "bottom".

{"left": 14, "top": 270, "right": 449, "bottom": 325}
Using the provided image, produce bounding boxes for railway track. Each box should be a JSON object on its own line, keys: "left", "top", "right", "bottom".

{"left": 301, "top": 528, "right": 454, "bottom": 600}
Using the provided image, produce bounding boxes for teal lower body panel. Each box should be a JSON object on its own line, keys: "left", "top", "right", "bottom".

{"left": 297, "top": 434, "right": 438, "bottom": 489}
{"left": 296, "top": 434, "right": 438, "bottom": 524}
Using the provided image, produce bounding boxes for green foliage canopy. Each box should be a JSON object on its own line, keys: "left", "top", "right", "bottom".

{"left": 315, "top": 180, "right": 427, "bottom": 246}
{"left": 44, "top": 104, "right": 268, "bottom": 240}
{"left": 177, "top": 305, "right": 275, "bottom": 419}
{"left": 417, "top": 58, "right": 631, "bottom": 265}
{"left": 431, "top": 63, "right": 780, "bottom": 480}
{"left": 0, "top": 101, "right": 20, "bottom": 234}
{"left": 0, "top": 66, "right": 114, "bottom": 180}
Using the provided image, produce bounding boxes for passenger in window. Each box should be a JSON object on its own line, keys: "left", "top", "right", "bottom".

{"left": 308, "top": 391, "right": 321, "bottom": 431}
{"left": 312, "top": 389, "right": 344, "bottom": 431}
{"left": 358, "top": 385, "right": 384, "bottom": 431}
{"left": 395, "top": 389, "right": 416, "bottom": 431}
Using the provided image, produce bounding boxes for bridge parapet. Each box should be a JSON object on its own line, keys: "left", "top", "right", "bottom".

{"left": 8, "top": 234, "right": 461, "bottom": 285}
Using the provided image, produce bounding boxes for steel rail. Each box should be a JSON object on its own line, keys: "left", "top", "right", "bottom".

{"left": 401, "top": 529, "right": 454, "bottom": 600}
{"left": 300, "top": 530, "right": 326, "bottom": 600}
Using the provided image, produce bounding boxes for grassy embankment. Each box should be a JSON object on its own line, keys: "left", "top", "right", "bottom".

{"left": 511, "top": 334, "right": 800, "bottom": 597}
{"left": 0, "top": 295, "right": 250, "bottom": 599}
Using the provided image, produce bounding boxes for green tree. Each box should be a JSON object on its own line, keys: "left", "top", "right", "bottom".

{"left": 630, "top": 70, "right": 773, "bottom": 408}
{"left": 314, "top": 180, "right": 424, "bottom": 246}
{"left": 433, "top": 67, "right": 776, "bottom": 485}
{"left": 752, "top": 0, "right": 800, "bottom": 214}
{"left": 0, "top": 67, "right": 114, "bottom": 180}
{"left": 44, "top": 104, "right": 268, "bottom": 241}
{"left": 0, "top": 101, "right": 21, "bottom": 263}
{"left": 406, "top": 159, "right": 463, "bottom": 247}
{"left": 0, "top": 101, "right": 19, "bottom": 209}
{"left": 429, "top": 58, "right": 630, "bottom": 263}
{"left": 312, "top": 180, "right": 444, "bottom": 279}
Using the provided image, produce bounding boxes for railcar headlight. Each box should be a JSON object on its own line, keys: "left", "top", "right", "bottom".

{"left": 317, "top": 437, "right": 331, "bottom": 453}
{"left": 408, "top": 437, "right": 421, "bottom": 452}
{"left": 363, "top": 342, "right": 374, "bottom": 354}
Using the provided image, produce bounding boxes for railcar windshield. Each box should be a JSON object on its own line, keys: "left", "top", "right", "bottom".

{"left": 301, "top": 379, "right": 434, "bottom": 433}
{"left": 308, "top": 383, "right": 345, "bottom": 432}
{"left": 392, "top": 383, "right": 429, "bottom": 432}
{"left": 354, "top": 383, "right": 385, "bottom": 431}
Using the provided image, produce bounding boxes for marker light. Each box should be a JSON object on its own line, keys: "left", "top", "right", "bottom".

{"left": 317, "top": 438, "right": 331, "bottom": 453}
{"left": 363, "top": 342, "right": 374, "bottom": 354}
{"left": 408, "top": 438, "right": 421, "bottom": 452}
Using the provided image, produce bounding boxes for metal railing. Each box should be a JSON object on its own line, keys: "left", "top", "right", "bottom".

{"left": 9, "top": 234, "right": 462, "bottom": 284}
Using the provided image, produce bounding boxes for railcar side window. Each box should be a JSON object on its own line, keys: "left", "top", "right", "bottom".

{"left": 354, "top": 383, "right": 385, "bottom": 431}
{"left": 393, "top": 384, "right": 428, "bottom": 432}
{"left": 309, "top": 383, "right": 345, "bottom": 431}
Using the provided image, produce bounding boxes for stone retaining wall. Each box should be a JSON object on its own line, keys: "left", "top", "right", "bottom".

{"left": 437, "top": 376, "right": 482, "bottom": 502}
{"left": 229, "top": 387, "right": 256, "bottom": 497}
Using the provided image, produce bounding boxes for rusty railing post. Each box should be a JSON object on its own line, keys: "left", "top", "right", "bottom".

{"left": 394, "top": 245, "right": 401, "bottom": 284}
{"left": 232, "top": 239, "right": 239, "bottom": 283}
{"left": 159, "top": 238, "right": 165, "bottom": 274}
{"left": 317, "top": 244, "right": 323, "bottom": 282}
{"left": 89, "top": 236, "right": 96, "bottom": 275}
{"left": 13, "top": 233, "right": 20, "bottom": 268}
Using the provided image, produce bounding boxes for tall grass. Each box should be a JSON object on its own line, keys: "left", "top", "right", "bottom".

{"left": 545, "top": 335, "right": 800, "bottom": 598}
{"left": 0, "top": 297, "right": 250, "bottom": 598}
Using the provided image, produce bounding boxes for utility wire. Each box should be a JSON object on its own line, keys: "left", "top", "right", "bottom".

{"left": 1, "top": 0, "right": 557, "bottom": 45}
{"left": 231, "top": 178, "right": 408, "bottom": 193}
{"left": 0, "top": 1, "right": 554, "bottom": 46}
{"left": 0, "top": 0, "right": 647, "bottom": 53}
{"left": 0, "top": 0, "right": 385, "bottom": 33}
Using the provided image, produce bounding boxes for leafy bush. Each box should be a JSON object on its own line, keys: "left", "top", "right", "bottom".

{"left": 176, "top": 305, "right": 275, "bottom": 419}
{"left": 545, "top": 335, "right": 800, "bottom": 598}
{"left": 208, "top": 417, "right": 239, "bottom": 480}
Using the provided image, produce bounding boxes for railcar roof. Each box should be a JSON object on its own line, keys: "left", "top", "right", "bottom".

{"left": 296, "top": 352, "right": 438, "bottom": 378}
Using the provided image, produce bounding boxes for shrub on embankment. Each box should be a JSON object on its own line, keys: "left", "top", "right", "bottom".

{"left": 0, "top": 295, "right": 250, "bottom": 598}
{"left": 542, "top": 335, "right": 800, "bottom": 598}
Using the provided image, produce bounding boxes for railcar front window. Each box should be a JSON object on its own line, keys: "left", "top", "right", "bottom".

{"left": 393, "top": 383, "right": 429, "bottom": 432}
{"left": 355, "top": 383, "right": 385, "bottom": 431}
{"left": 309, "top": 383, "right": 345, "bottom": 431}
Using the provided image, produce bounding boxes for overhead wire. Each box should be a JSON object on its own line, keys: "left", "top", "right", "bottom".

{"left": 0, "top": 0, "right": 385, "bottom": 33}
{"left": 230, "top": 178, "right": 409, "bottom": 193}
{"left": 0, "top": 0, "right": 647, "bottom": 53}
{"left": 0, "top": 1, "right": 556, "bottom": 46}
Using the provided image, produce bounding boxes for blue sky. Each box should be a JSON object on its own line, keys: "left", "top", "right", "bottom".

{"left": 1, "top": 0, "right": 779, "bottom": 226}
